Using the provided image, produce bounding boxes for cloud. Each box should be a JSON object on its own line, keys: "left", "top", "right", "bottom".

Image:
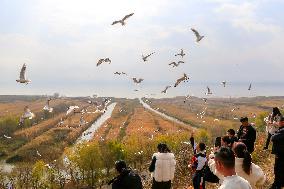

{"left": 215, "top": 1, "right": 282, "bottom": 33}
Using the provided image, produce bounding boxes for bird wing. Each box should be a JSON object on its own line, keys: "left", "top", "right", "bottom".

{"left": 111, "top": 20, "right": 121, "bottom": 25}
{"left": 105, "top": 58, "right": 111, "bottom": 63}
{"left": 174, "top": 78, "right": 183, "bottom": 87}
{"left": 122, "top": 13, "right": 134, "bottom": 21}
{"left": 169, "top": 62, "right": 176, "bottom": 66}
{"left": 97, "top": 59, "right": 104, "bottom": 66}
{"left": 20, "top": 64, "right": 26, "bottom": 80}
{"left": 178, "top": 61, "right": 185, "bottom": 64}
{"left": 191, "top": 28, "right": 201, "bottom": 38}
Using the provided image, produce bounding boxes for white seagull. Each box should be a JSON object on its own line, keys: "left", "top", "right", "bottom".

{"left": 174, "top": 73, "right": 189, "bottom": 87}
{"left": 161, "top": 86, "right": 171, "bottom": 93}
{"left": 206, "top": 86, "right": 213, "bottom": 95}
{"left": 132, "top": 78, "right": 144, "bottom": 84}
{"left": 4, "top": 134, "right": 12, "bottom": 139}
{"left": 142, "top": 52, "right": 155, "bottom": 62}
{"left": 175, "top": 49, "right": 185, "bottom": 58}
{"left": 168, "top": 61, "right": 185, "bottom": 68}
{"left": 97, "top": 58, "right": 111, "bottom": 66}
{"left": 36, "top": 150, "right": 42, "bottom": 157}
{"left": 16, "top": 63, "right": 31, "bottom": 84}
{"left": 221, "top": 81, "right": 226, "bottom": 87}
{"left": 248, "top": 83, "right": 252, "bottom": 90}
{"left": 191, "top": 28, "right": 204, "bottom": 42}
{"left": 111, "top": 13, "right": 134, "bottom": 26}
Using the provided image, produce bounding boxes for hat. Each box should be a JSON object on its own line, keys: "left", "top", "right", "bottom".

{"left": 240, "top": 117, "right": 248, "bottom": 122}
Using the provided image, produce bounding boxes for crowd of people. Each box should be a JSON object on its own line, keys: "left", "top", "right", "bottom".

{"left": 109, "top": 107, "right": 284, "bottom": 189}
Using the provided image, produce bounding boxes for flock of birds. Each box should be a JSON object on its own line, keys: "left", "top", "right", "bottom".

{"left": 10, "top": 12, "right": 255, "bottom": 139}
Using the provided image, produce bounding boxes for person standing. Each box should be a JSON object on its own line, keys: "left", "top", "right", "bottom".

{"left": 227, "top": 129, "right": 238, "bottom": 147}
{"left": 149, "top": 143, "right": 176, "bottom": 189}
{"left": 214, "top": 147, "right": 252, "bottom": 189}
{"left": 264, "top": 107, "right": 282, "bottom": 150}
{"left": 233, "top": 142, "right": 265, "bottom": 189}
{"left": 190, "top": 142, "right": 207, "bottom": 189}
{"left": 237, "top": 117, "right": 256, "bottom": 153}
{"left": 270, "top": 116, "right": 284, "bottom": 189}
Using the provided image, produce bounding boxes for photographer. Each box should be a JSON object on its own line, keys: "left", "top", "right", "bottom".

{"left": 108, "top": 160, "right": 142, "bottom": 189}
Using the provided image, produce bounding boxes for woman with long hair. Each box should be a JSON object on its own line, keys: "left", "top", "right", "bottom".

{"left": 264, "top": 107, "right": 282, "bottom": 150}
{"left": 233, "top": 142, "right": 265, "bottom": 189}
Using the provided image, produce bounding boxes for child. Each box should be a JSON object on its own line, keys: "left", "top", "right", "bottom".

{"left": 190, "top": 142, "right": 207, "bottom": 189}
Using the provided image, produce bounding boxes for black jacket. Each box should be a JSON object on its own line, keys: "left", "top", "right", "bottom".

{"left": 272, "top": 127, "right": 284, "bottom": 156}
{"left": 237, "top": 125, "right": 256, "bottom": 153}
{"left": 111, "top": 169, "right": 143, "bottom": 189}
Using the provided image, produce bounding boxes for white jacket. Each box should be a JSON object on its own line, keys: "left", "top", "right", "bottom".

{"left": 219, "top": 175, "right": 252, "bottom": 189}
{"left": 152, "top": 152, "right": 176, "bottom": 182}
{"left": 235, "top": 158, "right": 265, "bottom": 189}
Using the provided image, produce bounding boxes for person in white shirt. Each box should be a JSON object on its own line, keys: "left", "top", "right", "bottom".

{"left": 214, "top": 147, "right": 252, "bottom": 189}
{"left": 190, "top": 142, "right": 207, "bottom": 189}
{"left": 233, "top": 142, "right": 265, "bottom": 189}
{"left": 149, "top": 143, "right": 176, "bottom": 189}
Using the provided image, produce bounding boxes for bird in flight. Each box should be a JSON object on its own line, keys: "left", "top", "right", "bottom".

{"left": 206, "top": 86, "right": 213, "bottom": 95}
{"left": 248, "top": 83, "right": 252, "bottom": 90}
{"left": 112, "top": 13, "right": 134, "bottom": 26}
{"left": 175, "top": 49, "right": 185, "bottom": 58}
{"left": 191, "top": 28, "right": 204, "bottom": 42}
{"left": 16, "top": 63, "right": 31, "bottom": 84}
{"left": 4, "top": 134, "right": 12, "bottom": 139}
{"left": 184, "top": 95, "right": 191, "bottom": 103}
{"left": 221, "top": 81, "right": 226, "bottom": 87}
{"left": 97, "top": 58, "right": 111, "bottom": 66}
{"left": 174, "top": 73, "right": 189, "bottom": 87}
{"left": 168, "top": 61, "right": 185, "bottom": 68}
{"left": 36, "top": 150, "right": 42, "bottom": 157}
{"left": 132, "top": 78, "right": 144, "bottom": 84}
{"left": 114, "top": 72, "right": 127, "bottom": 76}
{"left": 202, "top": 98, "right": 207, "bottom": 103}
{"left": 142, "top": 52, "right": 155, "bottom": 62}
{"left": 161, "top": 86, "right": 171, "bottom": 93}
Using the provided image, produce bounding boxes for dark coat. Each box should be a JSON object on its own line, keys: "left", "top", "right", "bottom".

{"left": 237, "top": 125, "right": 256, "bottom": 153}
{"left": 272, "top": 126, "right": 284, "bottom": 156}
{"left": 112, "top": 169, "right": 143, "bottom": 189}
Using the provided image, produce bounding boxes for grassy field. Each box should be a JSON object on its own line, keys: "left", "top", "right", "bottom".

{"left": 0, "top": 95, "right": 283, "bottom": 188}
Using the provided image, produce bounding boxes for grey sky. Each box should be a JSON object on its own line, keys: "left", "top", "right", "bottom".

{"left": 0, "top": 0, "right": 283, "bottom": 98}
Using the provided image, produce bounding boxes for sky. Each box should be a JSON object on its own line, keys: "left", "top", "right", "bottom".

{"left": 0, "top": 0, "right": 283, "bottom": 98}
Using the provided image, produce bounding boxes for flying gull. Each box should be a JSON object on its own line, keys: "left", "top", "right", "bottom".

{"left": 206, "top": 86, "right": 213, "bottom": 95}
{"left": 175, "top": 49, "right": 185, "bottom": 58}
{"left": 248, "top": 83, "right": 252, "bottom": 90}
{"left": 168, "top": 61, "right": 185, "bottom": 68}
{"left": 97, "top": 58, "right": 111, "bottom": 66}
{"left": 112, "top": 13, "right": 134, "bottom": 26}
{"left": 142, "top": 52, "right": 155, "bottom": 62}
{"left": 191, "top": 28, "right": 204, "bottom": 42}
{"left": 132, "top": 78, "right": 144, "bottom": 84}
{"left": 174, "top": 73, "right": 189, "bottom": 87}
{"left": 161, "top": 86, "right": 171, "bottom": 93}
{"left": 16, "top": 63, "right": 31, "bottom": 84}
